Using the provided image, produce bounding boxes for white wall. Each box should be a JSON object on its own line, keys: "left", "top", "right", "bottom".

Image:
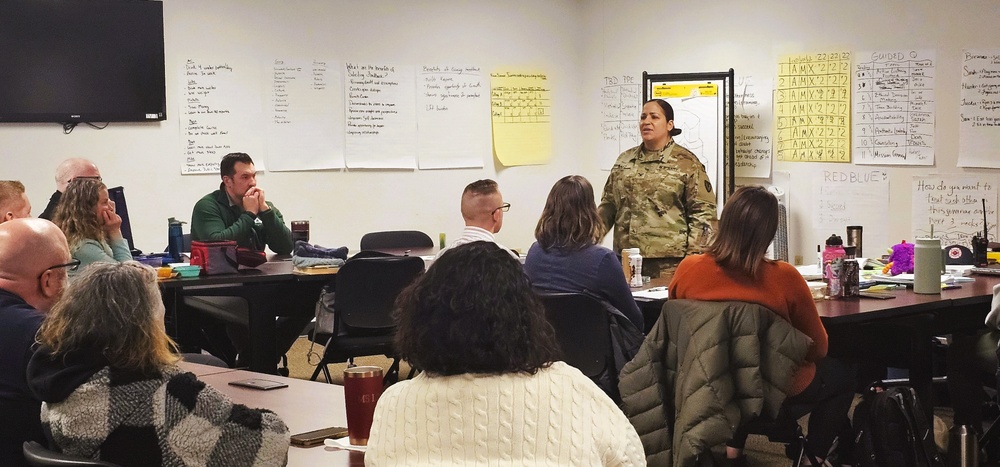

{"left": 3, "top": 0, "right": 1000, "bottom": 260}
{"left": 2, "top": 0, "right": 591, "bottom": 253}
{"left": 582, "top": 0, "right": 1000, "bottom": 261}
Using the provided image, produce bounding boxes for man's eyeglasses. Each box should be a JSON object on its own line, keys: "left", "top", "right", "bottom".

{"left": 40, "top": 259, "right": 81, "bottom": 278}
{"left": 493, "top": 203, "right": 511, "bottom": 213}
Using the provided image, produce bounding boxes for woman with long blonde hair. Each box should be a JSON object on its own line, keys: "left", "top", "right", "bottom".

{"left": 27, "top": 262, "right": 289, "bottom": 466}
{"left": 51, "top": 178, "right": 131, "bottom": 274}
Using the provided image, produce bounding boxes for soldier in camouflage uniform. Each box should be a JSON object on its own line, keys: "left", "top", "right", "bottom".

{"left": 598, "top": 99, "right": 717, "bottom": 280}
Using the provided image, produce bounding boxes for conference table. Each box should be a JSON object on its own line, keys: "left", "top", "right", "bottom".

{"left": 637, "top": 273, "right": 1000, "bottom": 419}
{"left": 159, "top": 248, "right": 435, "bottom": 374}
{"left": 179, "top": 361, "right": 364, "bottom": 466}
{"left": 159, "top": 256, "right": 330, "bottom": 374}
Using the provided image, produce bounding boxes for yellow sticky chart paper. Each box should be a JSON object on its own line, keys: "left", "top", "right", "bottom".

{"left": 776, "top": 52, "right": 852, "bottom": 163}
{"left": 490, "top": 72, "right": 552, "bottom": 166}
{"left": 652, "top": 83, "right": 718, "bottom": 99}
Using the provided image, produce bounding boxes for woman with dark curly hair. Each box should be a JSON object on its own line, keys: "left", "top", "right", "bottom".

{"left": 366, "top": 241, "right": 644, "bottom": 466}
{"left": 51, "top": 178, "right": 131, "bottom": 274}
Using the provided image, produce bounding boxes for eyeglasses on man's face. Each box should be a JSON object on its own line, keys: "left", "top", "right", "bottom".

{"left": 39, "top": 259, "right": 81, "bottom": 279}
{"left": 494, "top": 202, "right": 511, "bottom": 213}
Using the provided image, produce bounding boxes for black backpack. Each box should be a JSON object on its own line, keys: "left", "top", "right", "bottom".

{"left": 852, "top": 382, "right": 944, "bottom": 467}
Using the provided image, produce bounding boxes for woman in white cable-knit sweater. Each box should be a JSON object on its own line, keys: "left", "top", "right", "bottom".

{"left": 366, "top": 241, "right": 645, "bottom": 466}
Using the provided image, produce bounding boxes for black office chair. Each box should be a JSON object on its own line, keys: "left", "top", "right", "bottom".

{"left": 23, "top": 441, "right": 119, "bottom": 467}
{"left": 536, "top": 292, "right": 619, "bottom": 402}
{"left": 309, "top": 255, "right": 424, "bottom": 385}
{"left": 359, "top": 230, "right": 433, "bottom": 251}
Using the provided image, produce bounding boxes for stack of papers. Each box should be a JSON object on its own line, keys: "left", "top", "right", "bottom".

{"left": 870, "top": 273, "right": 975, "bottom": 285}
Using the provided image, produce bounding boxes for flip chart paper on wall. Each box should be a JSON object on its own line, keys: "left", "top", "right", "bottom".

{"left": 649, "top": 81, "right": 722, "bottom": 208}
{"left": 734, "top": 76, "right": 773, "bottom": 178}
{"left": 266, "top": 58, "right": 345, "bottom": 172}
{"left": 417, "top": 65, "right": 489, "bottom": 169}
{"left": 959, "top": 49, "right": 1000, "bottom": 168}
{"left": 812, "top": 169, "right": 890, "bottom": 254}
{"left": 490, "top": 72, "right": 552, "bottom": 166}
{"left": 344, "top": 63, "right": 417, "bottom": 169}
{"left": 600, "top": 74, "right": 641, "bottom": 170}
{"left": 913, "top": 175, "right": 997, "bottom": 246}
{"left": 180, "top": 58, "right": 264, "bottom": 174}
{"left": 853, "top": 50, "right": 935, "bottom": 166}
{"left": 776, "top": 52, "right": 852, "bottom": 163}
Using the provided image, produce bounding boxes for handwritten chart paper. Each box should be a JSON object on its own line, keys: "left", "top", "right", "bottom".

{"left": 651, "top": 82, "right": 723, "bottom": 208}
{"left": 416, "top": 65, "right": 489, "bottom": 169}
{"left": 345, "top": 63, "right": 416, "bottom": 169}
{"left": 776, "top": 52, "right": 851, "bottom": 163}
{"left": 490, "top": 72, "right": 552, "bottom": 166}
{"left": 180, "top": 59, "right": 263, "bottom": 174}
{"left": 812, "top": 169, "right": 890, "bottom": 253}
{"left": 913, "top": 175, "right": 997, "bottom": 246}
{"left": 266, "top": 59, "right": 344, "bottom": 171}
{"left": 600, "top": 74, "right": 641, "bottom": 170}
{"left": 853, "top": 50, "right": 935, "bottom": 166}
{"left": 959, "top": 49, "right": 1000, "bottom": 168}
{"left": 734, "top": 76, "right": 773, "bottom": 178}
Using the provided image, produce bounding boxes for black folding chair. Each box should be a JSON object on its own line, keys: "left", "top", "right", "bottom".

{"left": 309, "top": 255, "right": 424, "bottom": 385}
{"left": 359, "top": 230, "right": 433, "bottom": 250}
{"left": 536, "top": 292, "right": 619, "bottom": 401}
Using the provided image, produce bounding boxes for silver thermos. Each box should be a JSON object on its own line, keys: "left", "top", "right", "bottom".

{"left": 947, "top": 425, "right": 979, "bottom": 467}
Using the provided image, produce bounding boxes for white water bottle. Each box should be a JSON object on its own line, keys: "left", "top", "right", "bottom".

{"left": 629, "top": 248, "right": 643, "bottom": 287}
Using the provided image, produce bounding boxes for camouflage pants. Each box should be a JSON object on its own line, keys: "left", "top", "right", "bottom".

{"left": 642, "top": 257, "right": 682, "bottom": 281}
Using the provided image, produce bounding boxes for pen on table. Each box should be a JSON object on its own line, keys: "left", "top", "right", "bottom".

{"left": 646, "top": 286, "right": 668, "bottom": 292}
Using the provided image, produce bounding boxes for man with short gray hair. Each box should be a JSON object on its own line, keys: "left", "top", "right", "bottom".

{"left": 39, "top": 158, "right": 101, "bottom": 220}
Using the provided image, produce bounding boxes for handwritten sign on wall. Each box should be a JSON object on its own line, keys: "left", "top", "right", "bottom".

{"left": 812, "top": 169, "right": 890, "bottom": 254}
{"left": 490, "top": 72, "right": 552, "bottom": 166}
{"left": 734, "top": 76, "right": 773, "bottom": 178}
{"left": 853, "top": 50, "right": 935, "bottom": 166}
{"left": 776, "top": 52, "right": 852, "bottom": 163}
{"left": 913, "top": 175, "right": 997, "bottom": 246}
{"left": 180, "top": 59, "right": 263, "bottom": 174}
{"left": 600, "top": 74, "right": 641, "bottom": 170}
{"left": 344, "top": 63, "right": 416, "bottom": 168}
{"left": 266, "top": 58, "right": 344, "bottom": 171}
{"left": 959, "top": 49, "right": 1000, "bottom": 169}
{"left": 417, "top": 65, "right": 489, "bottom": 169}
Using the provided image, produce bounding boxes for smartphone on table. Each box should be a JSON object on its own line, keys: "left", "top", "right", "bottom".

{"left": 290, "top": 426, "right": 349, "bottom": 447}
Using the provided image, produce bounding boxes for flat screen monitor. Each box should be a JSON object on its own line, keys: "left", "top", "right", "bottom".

{"left": 107, "top": 186, "right": 136, "bottom": 253}
{"left": 0, "top": 0, "right": 166, "bottom": 123}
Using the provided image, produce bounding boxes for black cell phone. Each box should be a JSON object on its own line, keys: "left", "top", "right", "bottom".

{"left": 227, "top": 378, "right": 289, "bottom": 390}
{"left": 290, "top": 426, "right": 349, "bottom": 447}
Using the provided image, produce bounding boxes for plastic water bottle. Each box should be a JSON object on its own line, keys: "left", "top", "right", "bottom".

{"left": 823, "top": 234, "right": 846, "bottom": 282}
{"left": 168, "top": 217, "right": 185, "bottom": 263}
{"left": 629, "top": 249, "right": 643, "bottom": 287}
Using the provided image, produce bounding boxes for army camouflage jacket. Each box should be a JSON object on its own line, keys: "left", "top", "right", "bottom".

{"left": 598, "top": 142, "right": 716, "bottom": 259}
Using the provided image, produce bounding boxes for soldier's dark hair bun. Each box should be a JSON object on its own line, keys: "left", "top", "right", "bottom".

{"left": 669, "top": 128, "right": 682, "bottom": 137}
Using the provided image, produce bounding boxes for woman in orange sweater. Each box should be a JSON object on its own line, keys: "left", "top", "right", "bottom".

{"left": 669, "top": 186, "right": 855, "bottom": 467}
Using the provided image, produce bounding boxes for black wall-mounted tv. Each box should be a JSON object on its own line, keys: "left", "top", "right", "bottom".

{"left": 0, "top": 0, "right": 166, "bottom": 123}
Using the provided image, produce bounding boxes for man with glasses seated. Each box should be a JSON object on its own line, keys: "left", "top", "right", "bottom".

{"left": 0, "top": 218, "right": 72, "bottom": 466}
{"left": 436, "top": 179, "right": 517, "bottom": 259}
{"left": 38, "top": 158, "right": 102, "bottom": 221}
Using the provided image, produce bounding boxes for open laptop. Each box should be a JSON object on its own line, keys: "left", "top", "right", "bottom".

{"left": 107, "top": 186, "right": 141, "bottom": 256}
